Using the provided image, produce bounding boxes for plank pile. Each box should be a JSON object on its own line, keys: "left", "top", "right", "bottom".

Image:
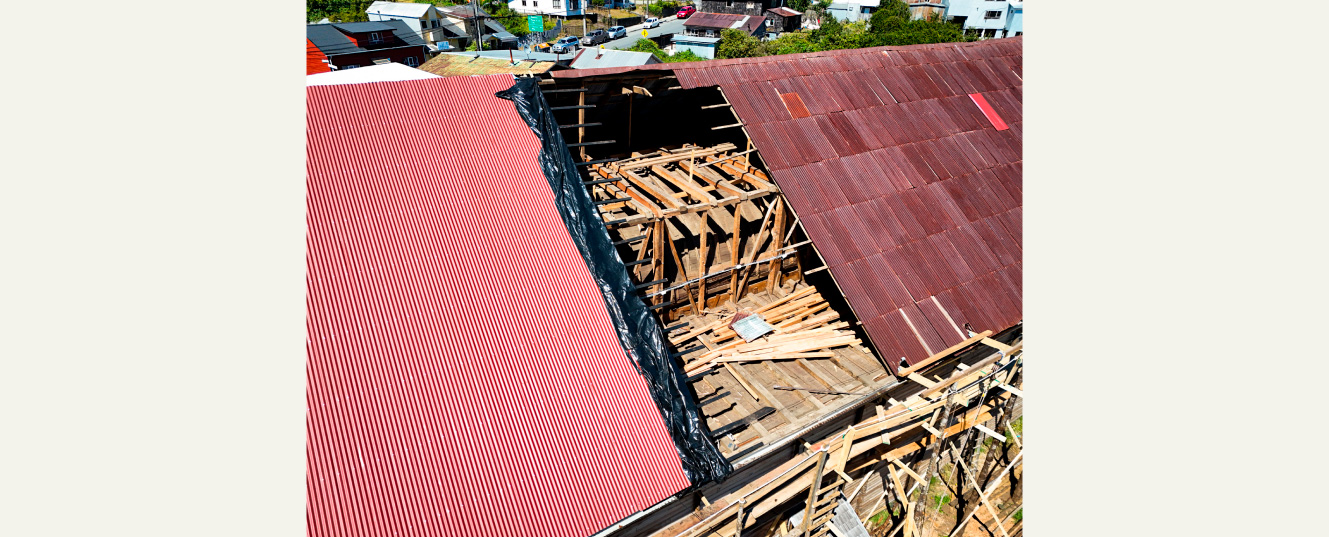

{"left": 671, "top": 286, "right": 861, "bottom": 375}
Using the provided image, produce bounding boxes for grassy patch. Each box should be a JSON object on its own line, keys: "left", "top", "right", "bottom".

{"left": 933, "top": 493, "right": 953, "bottom": 512}
{"left": 868, "top": 509, "right": 893, "bottom": 526}
{"left": 1013, "top": 508, "right": 1023, "bottom": 522}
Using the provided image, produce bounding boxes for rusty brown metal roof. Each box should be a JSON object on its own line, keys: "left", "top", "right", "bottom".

{"left": 553, "top": 38, "right": 1022, "bottom": 372}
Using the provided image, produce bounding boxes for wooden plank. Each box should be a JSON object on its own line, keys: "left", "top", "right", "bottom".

{"left": 998, "top": 384, "right": 1024, "bottom": 398}
{"left": 906, "top": 372, "right": 937, "bottom": 389}
{"left": 973, "top": 423, "right": 1006, "bottom": 443}
{"left": 723, "top": 362, "right": 762, "bottom": 403}
{"left": 980, "top": 337, "right": 1013, "bottom": 353}
{"left": 896, "top": 330, "right": 994, "bottom": 376}
{"left": 800, "top": 451, "right": 830, "bottom": 536}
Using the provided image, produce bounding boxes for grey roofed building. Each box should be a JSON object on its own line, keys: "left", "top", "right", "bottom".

{"left": 568, "top": 48, "right": 661, "bottom": 70}
{"left": 307, "top": 19, "right": 427, "bottom": 57}
{"left": 330, "top": 21, "right": 397, "bottom": 33}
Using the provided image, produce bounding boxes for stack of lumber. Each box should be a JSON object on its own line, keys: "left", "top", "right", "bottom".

{"left": 672, "top": 286, "right": 861, "bottom": 375}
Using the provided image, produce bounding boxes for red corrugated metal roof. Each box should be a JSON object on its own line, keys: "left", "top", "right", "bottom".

{"left": 306, "top": 75, "right": 690, "bottom": 537}
{"left": 552, "top": 38, "right": 1022, "bottom": 372}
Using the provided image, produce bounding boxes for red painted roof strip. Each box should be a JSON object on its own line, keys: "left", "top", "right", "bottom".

{"left": 968, "top": 92, "right": 1009, "bottom": 131}
{"left": 306, "top": 75, "right": 689, "bottom": 537}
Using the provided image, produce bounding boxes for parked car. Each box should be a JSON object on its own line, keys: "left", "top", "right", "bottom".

{"left": 608, "top": 25, "right": 627, "bottom": 39}
{"left": 581, "top": 29, "right": 608, "bottom": 46}
{"left": 550, "top": 35, "right": 580, "bottom": 54}
{"left": 676, "top": 5, "right": 696, "bottom": 18}
{"left": 643, "top": 17, "right": 661, "bottom": 29}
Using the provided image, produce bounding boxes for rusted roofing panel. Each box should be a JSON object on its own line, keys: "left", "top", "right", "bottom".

{"left": 306, "top": 76, "right": 690, "bottom": 537}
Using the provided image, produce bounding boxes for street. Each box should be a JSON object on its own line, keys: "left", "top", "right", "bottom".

{"left": 602, "top": 17, "right": 687, "bottom": 50}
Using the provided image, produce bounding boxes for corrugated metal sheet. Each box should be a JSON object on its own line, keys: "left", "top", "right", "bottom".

{"left": 306, "top": 75, "right": 690, "bottom": 537}
{"left": 551, "top": 38, "right": 1021, "bottom": 372}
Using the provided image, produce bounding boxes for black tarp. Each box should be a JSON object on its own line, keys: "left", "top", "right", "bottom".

{"left": 497, "top": 77, "right": 733, "bottom": 485}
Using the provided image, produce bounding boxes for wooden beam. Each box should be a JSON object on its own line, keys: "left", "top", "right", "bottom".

{"left": 896, "top": 330, "right": 994, "bottom": 376}
{"left": 800, "top": 450, "right": 830, "bottom": 536}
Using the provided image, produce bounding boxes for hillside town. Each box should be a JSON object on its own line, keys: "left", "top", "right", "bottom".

{"left": 305, "top": 1, "right": 1023, "bottom": 537}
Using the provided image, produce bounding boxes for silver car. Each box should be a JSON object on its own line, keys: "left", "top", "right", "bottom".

{"left": 643, "top": 17, "right": 660, "bottom": 29}
{"left": 608, "top": 25, "right": 627, "bottom": 39}
{"left": 550, "top": 35, "right": 580, "bottom": 54}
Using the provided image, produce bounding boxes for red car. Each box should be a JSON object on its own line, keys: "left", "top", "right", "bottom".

{"left": 676, "top": 5, "right": 696, "bottom": 18}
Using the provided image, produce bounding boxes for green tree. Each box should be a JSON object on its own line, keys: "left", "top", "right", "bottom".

{"left": 663, "top": 49, "right": 704, "bottom": 63}
{"left": 788, "top": 0, "right": 810, "bottom": 12}
{"left": 716, "top": 28, "right": 767, "bottom": 59}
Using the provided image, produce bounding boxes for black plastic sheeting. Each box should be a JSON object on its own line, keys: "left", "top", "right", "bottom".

{"left": 497, "top": 78, "right": 733, "bottom": 486}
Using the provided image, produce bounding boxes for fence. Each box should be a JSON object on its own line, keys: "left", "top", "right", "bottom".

{"left": 517, "top": 19, "right": 562, "bottom": 49}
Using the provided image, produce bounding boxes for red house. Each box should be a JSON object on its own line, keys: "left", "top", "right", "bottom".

{"left": 306, "top": 20, "right": 429, "bottom": 74}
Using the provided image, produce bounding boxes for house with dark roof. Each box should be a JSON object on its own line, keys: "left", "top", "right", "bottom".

{"left": 674, "top": 12, "right": 767, "bottom": 59}
{"left": 699, "top": 0, "right": 776, "bottom": 17}
{"left": 365, "top": 1, "right": 458, "bottom": 47}
{"left": 765, "top": 6, "right": 803, "bottom": 34}
{"left": 306, "top": 20, "right": 430, "bottom": 74}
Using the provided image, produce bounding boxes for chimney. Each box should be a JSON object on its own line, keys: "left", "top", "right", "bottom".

{"left": 597, "top": 45, "right": 604, "bottom": 59}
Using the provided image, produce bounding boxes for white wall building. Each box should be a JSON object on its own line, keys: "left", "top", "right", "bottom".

{"left": 509, "top": 0, "right": 586, "bottom": 18}
{"left": 945, "top": 0, "right": 1019, "bottom": 39}
{"left": 366, "top": 2, "right": 454, "bottom": 45}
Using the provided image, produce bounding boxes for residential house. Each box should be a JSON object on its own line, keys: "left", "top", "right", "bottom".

{"left": 697, "top": 0, "right": 772, "bottom": 17}
{"left": 907, "top": 1, "right": 948, "bottom": 19}
{"left": 946, "top": 0, "right": 1020, "bottom": 38}
{"left": 365, "top": 1, "right": 458, "bottom": 47}
{"left": 826, "top": 0, "right": 880, "bottom": 22}
{"left": 306, "top": 21, "right": 430, "bottom": 74}
{"left": 568, "top": 48, "right": 660, "bottom": 70}
{"left": 439, "top": 4, "right": 521, "bottom": 48}
{"left": 507, "top": 0, "right": 586, "bottom": 19}
{"left": 682, "top": 12, "right": 767, "bottom": 39}
{"left": 764, "top": 7, "right": 802, "bottom": 35}
{"left": 673, "top": 12, "right": 766, "bottom": 59}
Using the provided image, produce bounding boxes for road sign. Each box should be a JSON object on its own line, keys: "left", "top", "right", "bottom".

{"left": 528, "top": 15, "right": 544, "bottom": 33}
{"left": 642, "top": 29, "right": 649, "bottom": 37}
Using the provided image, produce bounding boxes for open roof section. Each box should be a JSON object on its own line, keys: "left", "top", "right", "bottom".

{"left": 306, "top": 75, "right": 691, "bottom": 537}
{"left": 551, "top": 37, "right": 1023, "bottom": 372}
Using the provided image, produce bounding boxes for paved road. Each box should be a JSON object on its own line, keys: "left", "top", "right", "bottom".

{"left": 602, "top": 17, "right": 687, "bottom": 50}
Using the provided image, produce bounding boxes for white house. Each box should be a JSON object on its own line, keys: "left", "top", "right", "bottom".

{"left": 366, "top": 1, "right": 455, "bottom": 45}
{"left": 945, "top": 0, "right": 1019, "bottom": 39}
{"left": 508, "top": 0, "right": 586, "bottom": 19}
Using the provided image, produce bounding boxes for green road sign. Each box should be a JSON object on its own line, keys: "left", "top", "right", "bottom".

{"left": 528, "top": 15, "right": 544, "bottom": 33}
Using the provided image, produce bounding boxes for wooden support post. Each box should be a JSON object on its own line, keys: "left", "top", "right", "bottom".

{"left": 578, "top": 84, "right": 587, "bottom": 160}
{"left": 698, "top": 210, "right": 710, "bottom": 309}
{"left": 728, "top": 200, "right": 743, "bottom": 304}
{"left": 653, "top": 220, "right": 665, "bottom": 304}
{"left": 767, "top": 196, "right": 787, "bottom": 296}
{"left": 663, "top": 219, "right": 701, "bottom": 316}
{"left": 801, "top": 450, "right": 830, "bottom": 537}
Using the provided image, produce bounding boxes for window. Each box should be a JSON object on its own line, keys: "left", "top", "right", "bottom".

{"left": 984, "top": 10, "right": 1001, "bottom": 19}
{"left": 342, "top": 64, "right": 359, "bottom": 69}
{"left": 554, "top": 0, "right": 561, "bottom": 8}
{"left": 369, "top": 31, "right": 383, "bottom": 43}
{"left": 522, "top": 0, "right": 527, "bottom": 5}
{"left": 983, "top": 28, "right": 997, "bottom": 38}
{"left": 706, "top": 29, "right": 716, "bottom": 37}
{"left": 432, "top": 20, "right": 439, "bottom": 28}
{"left": 727, "top": 1, "right": 733, "bottom": 7}
{"left": 1015, "top": 31, "right": 1022, "bottom": 36}
{"left": 406, "top": 56, "right": 419, "bottom": 67}
{"left": 420, "top": 20, "right": 427, "bottom": 29}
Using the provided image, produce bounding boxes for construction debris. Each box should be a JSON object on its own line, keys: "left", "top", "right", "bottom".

{"left": 671, "top": 286, "right": 860, "bottom": 376}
